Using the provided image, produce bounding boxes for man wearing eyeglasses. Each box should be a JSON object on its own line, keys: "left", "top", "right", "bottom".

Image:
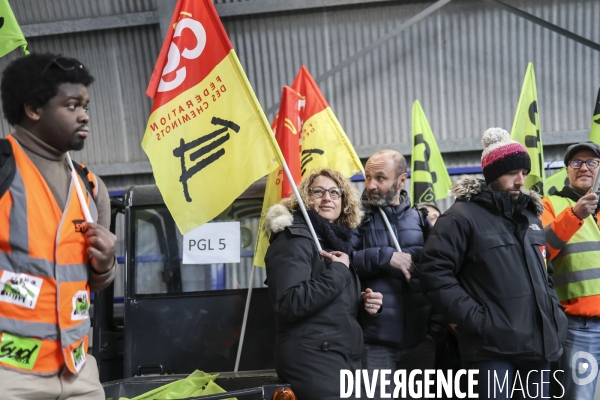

{"left": 541, "top": 142, "right": 600, "bottom": 399}
{"left": 0, "top": 54, "right": 116, "bottom": 399}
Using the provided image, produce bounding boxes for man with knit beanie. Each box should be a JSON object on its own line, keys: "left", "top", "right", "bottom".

{"left": 420, "top": 127, "right": 567, "bottom": 399}
{"left": 541, "top": 142, "right": 600, "bottom": 399}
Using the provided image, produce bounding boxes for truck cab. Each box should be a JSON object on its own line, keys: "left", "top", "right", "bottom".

{"left": 94, "top": 182, "right": 292, "bottom": 399}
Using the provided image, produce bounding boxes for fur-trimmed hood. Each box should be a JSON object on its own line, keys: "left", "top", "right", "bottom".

{"left": 451, "top": 175, "right": 545, "bottom": 216}
{"left": 264, "top": 204, "right": 294, "bottom": 236}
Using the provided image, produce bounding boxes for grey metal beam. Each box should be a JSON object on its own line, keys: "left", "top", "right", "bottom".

{"left": 265, "top": 0, "right": 452, "bottom": 115}
{"left": 482, "top": 0, "right": 600, "bottom": 53}
{"left": 20, "top": 12, "right": 159, "bottom": 38}
{"left": 20, "top": 1, "right": 413, "bottom": 39}
{"left": 215, "top": 0, "right": 408, "bottom": 18}
{"left": 158, "top": 0, "right": 179, "bottom": 40}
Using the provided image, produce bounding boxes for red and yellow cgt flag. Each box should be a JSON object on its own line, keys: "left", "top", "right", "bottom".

{"left": 143, "top": 0, "right": 281, "bottom": 234}
{"left": 253, "top": 86, "right": 304, "bottom": 267}
{"left": 253, "top": 67, "right": 363, "bottom": 267}
{"left": 278, "top": 66, "right": 363, "bottom": 179}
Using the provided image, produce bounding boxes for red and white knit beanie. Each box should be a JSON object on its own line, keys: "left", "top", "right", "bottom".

{"left": 481, "top": 127, "right": 531, "bottom": 184}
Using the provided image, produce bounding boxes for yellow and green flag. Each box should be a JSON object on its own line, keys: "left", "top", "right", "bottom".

{"left": 0, "top": 0, "right": 28, "bottom": 56}
{"left": 589, "top": 86, "right": 600, "bottom": 143}
{"left": 143, "top": 0, "right": 281, "bottom": 234}
{"left": 546, "top": 86, "right": 600, "bottom": 195}
{"left": 410, "top": 100, "right": 451, "bottom": 205}
{"left": 510, "top": 62, "right": 545, "bottom": 195}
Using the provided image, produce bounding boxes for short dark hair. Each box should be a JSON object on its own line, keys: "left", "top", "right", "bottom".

{"left": 1, "top": 53, "right": 95, "bottom": 126}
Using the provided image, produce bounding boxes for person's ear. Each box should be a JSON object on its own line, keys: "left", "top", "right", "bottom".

{"left": 398, "top": 172, "right": 408, "bottom": 188}
{"left": 24, "top": 103, "right": 42, "bottom": 122}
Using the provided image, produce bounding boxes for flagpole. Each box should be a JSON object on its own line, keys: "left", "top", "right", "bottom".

{"left": 360, "top": 169, "right": 402, "bottom": 252}
{"left": 234, "top": 263, "right": 256, "bottom": 372}
{"left": 235, "top": 160, "right": 322, "bottom": 372}
{"left": 282, "top": 160, "right": 322, "bottom": 252}
{"left": 379, "top": 208, "right": 402, "bottom": 252}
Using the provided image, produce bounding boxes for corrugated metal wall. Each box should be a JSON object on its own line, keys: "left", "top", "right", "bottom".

{"left": 224, "top": 0, "right": 600, "bottom": 154}
{"left": 0, "top": 0, "right": 598, "bottom": 191}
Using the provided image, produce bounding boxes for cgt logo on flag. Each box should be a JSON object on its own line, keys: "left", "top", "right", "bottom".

{"left": 157, "top": 13, "right": 206, "bottom": 93}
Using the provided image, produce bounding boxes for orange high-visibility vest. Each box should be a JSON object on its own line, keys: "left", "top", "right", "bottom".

{"left": 0, "top": 134, "right": 98, "bottom": 375}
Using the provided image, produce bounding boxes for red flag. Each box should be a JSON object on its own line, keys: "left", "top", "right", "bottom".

{"left": 142, "top": 0, "right": 281, "bottom": 233}
{"left": 254, "top": 86, "right": 303, "bottom": 267}
{"left": 275, "top": 86, "right": 303, "bottom": 196}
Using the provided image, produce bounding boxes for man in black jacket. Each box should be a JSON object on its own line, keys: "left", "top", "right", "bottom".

{"left": 351, "top": 150, "right": 436, "bottom": 400}
{"left": 420, "top": 128, "right": 567, "bottom": 399}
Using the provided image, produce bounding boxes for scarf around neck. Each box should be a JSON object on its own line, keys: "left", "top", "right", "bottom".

{"left": 305, "top": 209, "right": 353, "bottom": 254}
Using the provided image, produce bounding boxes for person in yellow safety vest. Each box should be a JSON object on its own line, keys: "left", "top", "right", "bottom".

{"left": 541, "top": 141, "right": 600, "bottom": 400}
{"left": 0, "top": 53, "right": 117, "bottom": 399}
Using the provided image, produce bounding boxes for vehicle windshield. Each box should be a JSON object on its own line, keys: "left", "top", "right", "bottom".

{"left": 132, "top": 199, "right": 267, "bottom": 295}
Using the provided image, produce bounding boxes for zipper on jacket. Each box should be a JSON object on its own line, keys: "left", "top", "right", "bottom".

{"left": 510, "top": 214, "right": 543, "bottom": 353}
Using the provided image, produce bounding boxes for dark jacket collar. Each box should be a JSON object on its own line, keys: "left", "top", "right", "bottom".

{"left": 451, "top": 176, "right": 544, "bottom": 216}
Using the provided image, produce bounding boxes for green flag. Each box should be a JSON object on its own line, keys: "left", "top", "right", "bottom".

{"left": 590, "top": 86, "right": 600, "bottom": 144}
{"left": 546, "top": 86, "right": 600, "bottom": 196}
{"left": 0, "top": 0, "right": 28, "bottom": 57}
{"left": 511, "top": 63, "right": 544, "bottom": 195}
{"left": 545, "top": 167, "right": 568, "bottom": 196}
{"left": 411, "top": 100, "right": 452, "bottom": 206}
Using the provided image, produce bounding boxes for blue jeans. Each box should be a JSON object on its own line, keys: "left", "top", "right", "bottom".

{"left": 465, "top": 360, "right": 550, "bottom": 399}
{"left": 361, "top": 339, "right": 436, "bottom": 400}
{"left": 556, "top": 315, "right": 600, "bottom": 400}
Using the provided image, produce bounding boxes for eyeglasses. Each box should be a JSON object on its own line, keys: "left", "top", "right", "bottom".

{"left": 309, "top": 186, "right": 343, "bottom": 200}
{"left": 40, "top": 57, "right": 84, "bottom": 77}
{"left": 568, "top": 159, "right": 600, "bottom": 170}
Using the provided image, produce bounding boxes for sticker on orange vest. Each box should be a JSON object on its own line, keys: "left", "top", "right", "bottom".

{"left": 0, "top": 271, "right": 42, "bottom": 309}
{"left": 539, "top": 246, "right": 547, "bottom": 260}
{"left": 71, "top": 341, "right": 86, "bottom": 373}
{"left": 71, "top": 291, "right": 90, "bottom": 321}
{"left": 0, "top": 332, "right": 41, "bottom": 370}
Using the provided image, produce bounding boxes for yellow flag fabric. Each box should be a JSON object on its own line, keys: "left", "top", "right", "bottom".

{"left": 510, "top": 63, "right": 545, "bottom": 195}
{"left": 0, "top": 0, "right": 28, "bottom": 57}
{"left": 143, "top": 0, "right": 281, "bottom": 234}
{"left": 545, "top": 168, "right": 569, "bottom": 196}
{"left": 119, "top": 370, "right": 232, "bottom": 400}
{"left": 301, "top": 107, "right": 362, "bottom": 179}
{"left": 546, "top": 87, "right": 600, "bottom": 196}
{"left": 590, "top": 87, "right": 600, "bottom": 144}
{"left": 292, "top": 66, "right": 362, "bottom": 179}
{"left": 410, "top": 100, "right": 452, "bottom": 205}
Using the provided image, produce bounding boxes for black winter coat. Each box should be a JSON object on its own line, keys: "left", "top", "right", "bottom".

{"left": 265, "top": 205, "right": 365, "bottom": 400}
{"left": 419, "top": 177, "right": 568, "bottom": 362}
{"left": 351, "top": 191, "right": 433, "bottom": 348}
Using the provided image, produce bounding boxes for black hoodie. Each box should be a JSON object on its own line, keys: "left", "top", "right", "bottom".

{"left": 419, "top": 177, "right": 567, "bottom": 362}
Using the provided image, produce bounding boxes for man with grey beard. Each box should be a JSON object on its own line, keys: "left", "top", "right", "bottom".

{"left": 351, "top": 150, "right": 439, "bottom": 400}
